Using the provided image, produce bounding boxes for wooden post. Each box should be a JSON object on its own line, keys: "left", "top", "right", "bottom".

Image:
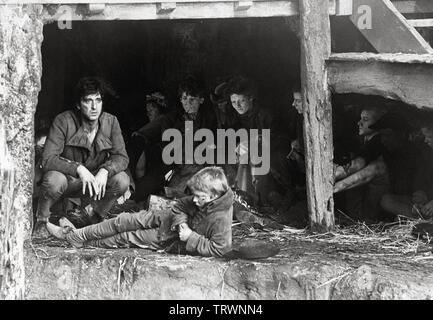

{"left": 0, "top": 117, "right": 24, "bottom": 299}
{"left": 299, "top": 0, "right": 335, "bottom": 232}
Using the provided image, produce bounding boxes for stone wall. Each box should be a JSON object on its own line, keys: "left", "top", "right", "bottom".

{"left": 0, "top": 5, "right": 44, "bottom": 239}
{"left": 25, "top": 244, "right": 433, "bottom": 300}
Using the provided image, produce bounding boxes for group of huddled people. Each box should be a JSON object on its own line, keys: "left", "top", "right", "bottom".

{"left": 334, "top": 106, "right": 433, "bottom": 223}
{"left": 31, "top": 75, "right": 433, "bottom": 258}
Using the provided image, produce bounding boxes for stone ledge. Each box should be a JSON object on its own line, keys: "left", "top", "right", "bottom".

{"left": 25, "top": 236, "right": 433, "bottom": 300}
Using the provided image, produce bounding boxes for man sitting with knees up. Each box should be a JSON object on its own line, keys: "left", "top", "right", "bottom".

{"left": 33, "top": 77, "right": 130, "bottom": 239}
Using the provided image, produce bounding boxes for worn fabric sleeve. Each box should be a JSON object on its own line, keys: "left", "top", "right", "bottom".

{"left": 170, "top": 196, "right": 192, "bottom": 229}
{"left": 136, "top": 114, "right": 167, "bottom": 145}
{"left": 99, "top": 117, "right": 129, "bottom": 178}
{"left": 185, "top": 216, "right": 232, "bottom": 257}
{"left": 41, "top": 115, "right": 81, "bottom": 177}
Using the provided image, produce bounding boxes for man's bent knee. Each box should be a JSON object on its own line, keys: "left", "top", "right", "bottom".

{"left": 107, "top": 171, "right": 130, "bottom": 195}
{"left": 41, "top": 171, "right": 68, "bottom": 195}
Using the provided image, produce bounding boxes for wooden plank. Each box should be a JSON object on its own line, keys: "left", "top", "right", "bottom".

{"left": 328, "top": 52, "right": 433, "bottom": 109}
{"left": 350, "top": 0, "right": 433, "bottom": 54}
{"left": 6, "top": 0, "right": 337, "bottom": 16}
{"left": 4, "top": 0, "right": 288, "bottom": 3}
{"left": 392, "top": 0, "right": 433, "bottom": 14}
{"left": 299, "top": 0, "right": 335, "bottom": 232}
{"left": 41, "top": 1, "right": 298, "bottom": 21}
{"left": 329, "top": 52, "right": 433, "bottom": 63}
{"left": 336, "top": 0, "right": 353, "bottom": 16}
{"left": 408, "top": 19, "right": 433, "bottom": 28}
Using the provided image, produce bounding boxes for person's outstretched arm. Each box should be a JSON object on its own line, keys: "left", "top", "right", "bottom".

{"left": 334, "top": 157, "right": 387, "bottom": 193}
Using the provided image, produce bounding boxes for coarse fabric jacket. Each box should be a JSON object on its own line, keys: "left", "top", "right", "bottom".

{"left": 41, "top": 110, "right": 129, "bottom": 178}
{"left": 166, "top": 188, "right": 234, "bottom": 257}
{"left": 136, "top": 106, "right": 217, "bottom": 146}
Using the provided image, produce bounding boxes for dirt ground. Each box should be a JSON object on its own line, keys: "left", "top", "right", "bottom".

{"left": 26, "top": 221, "right": 433, "bottom": 300}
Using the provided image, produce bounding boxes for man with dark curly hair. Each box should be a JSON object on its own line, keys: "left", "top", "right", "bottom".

{"left": 33, "top": 77, "right": 130, "bottom": 239}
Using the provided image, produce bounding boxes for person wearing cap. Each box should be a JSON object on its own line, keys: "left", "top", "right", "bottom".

{"left": 371, "top": 112, "right": 433, "bottom": 219}
{"left": 333, "top": 106, "right": 390, "bottom": 221}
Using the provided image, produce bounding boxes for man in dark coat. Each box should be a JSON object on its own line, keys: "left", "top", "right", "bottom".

{"left": 33, "top": 77, "right": 130, "bottom": 239}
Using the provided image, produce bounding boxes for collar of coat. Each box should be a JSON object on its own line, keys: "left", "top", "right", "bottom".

{"left": 65, "top": 110, "right": 113, "bottom": 153}
{"left": 201, "top": 188, "right": 234, "bottom": 215}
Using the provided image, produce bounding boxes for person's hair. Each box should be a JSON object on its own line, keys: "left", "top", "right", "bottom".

{"left": 74, "top": 77, "right": 115, "bottom": 106}
{"left": 146, "top": 92, "right": 168, "bottom": 114}
{"left": 225, "top": 76, "right": 256, "bottom": 98}
{"left": 186, "top": 166, "right": 229, "bottom": 198}
{"left": 361, "top": 105, "right": 387, "bottom": 123}
{"left": 177, "top": 76, "right": 205, "bottom": 98}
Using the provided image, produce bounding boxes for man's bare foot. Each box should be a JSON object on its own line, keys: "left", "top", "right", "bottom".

{"left": 46, "top": 222, "right": 68, "bottom": 240}
{"left": 59, "top": 217, "right": 76, "bottom": 231}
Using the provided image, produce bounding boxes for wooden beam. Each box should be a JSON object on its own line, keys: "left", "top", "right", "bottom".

{"left": 88, "top": 3, "right": 106, "bottom": 13}
{"left": 408, "top": 19, "right": 433, "bottom": 28}
{"left": 3, "top": 0, "right": 268, "bottom": 3}
{"left": 9, "top": 0, "right": 338, "bottom": 17}
{"left": 328, "top": 52, "right": 433, "bottom": 109}
{"left": 234, "top": 1, "right": 253, "bottom": 11}
{"left": 41, "top": 2, "right": 298, "bottom": 21}
{"left": 336, "top": 0, "right": 353, "bottom": 16}
{"left": 156, "top": 2, "right": 177, "bottom": 13}
{"left": 350, "top": 0, "right": 433, "bottom": 54}
{"left": 299, "top": 0, "right": 335, "bottom": 232}
{"left": 392, "top": 0, "right": 433, "bottom": 14}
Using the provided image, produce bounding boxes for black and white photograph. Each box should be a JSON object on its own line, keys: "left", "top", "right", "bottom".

{"left": 1, "top": 0, "right": 433, "bottom": 305}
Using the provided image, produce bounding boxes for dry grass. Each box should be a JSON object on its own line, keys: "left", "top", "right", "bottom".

{"left": 233, "top": 216, "right": 433, "bottom": 259}
{"left": 298, "top": 220, "right": 428, "bottom": 254}
{"left": 232, "top": 190, "right": 432, "bottom": 258}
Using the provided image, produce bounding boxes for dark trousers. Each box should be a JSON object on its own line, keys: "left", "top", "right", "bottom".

{"left": 36, "top": 170, "right": 130, "bottom": 220}
{"left": 133, "top": 167, "right": 167, "bottom": 201}
{"left": 126, "top": 135, "right": 147, "bottom": 179}
{"left": 344, "top": 180, "right": 390, "bottom": 221}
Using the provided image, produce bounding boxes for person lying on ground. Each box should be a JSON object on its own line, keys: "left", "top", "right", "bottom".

{"left": 33, "top": 77, "right": 130, "bottom": 239}
{"left": 46, "top": 166, "right": 233, "bottom": 258}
